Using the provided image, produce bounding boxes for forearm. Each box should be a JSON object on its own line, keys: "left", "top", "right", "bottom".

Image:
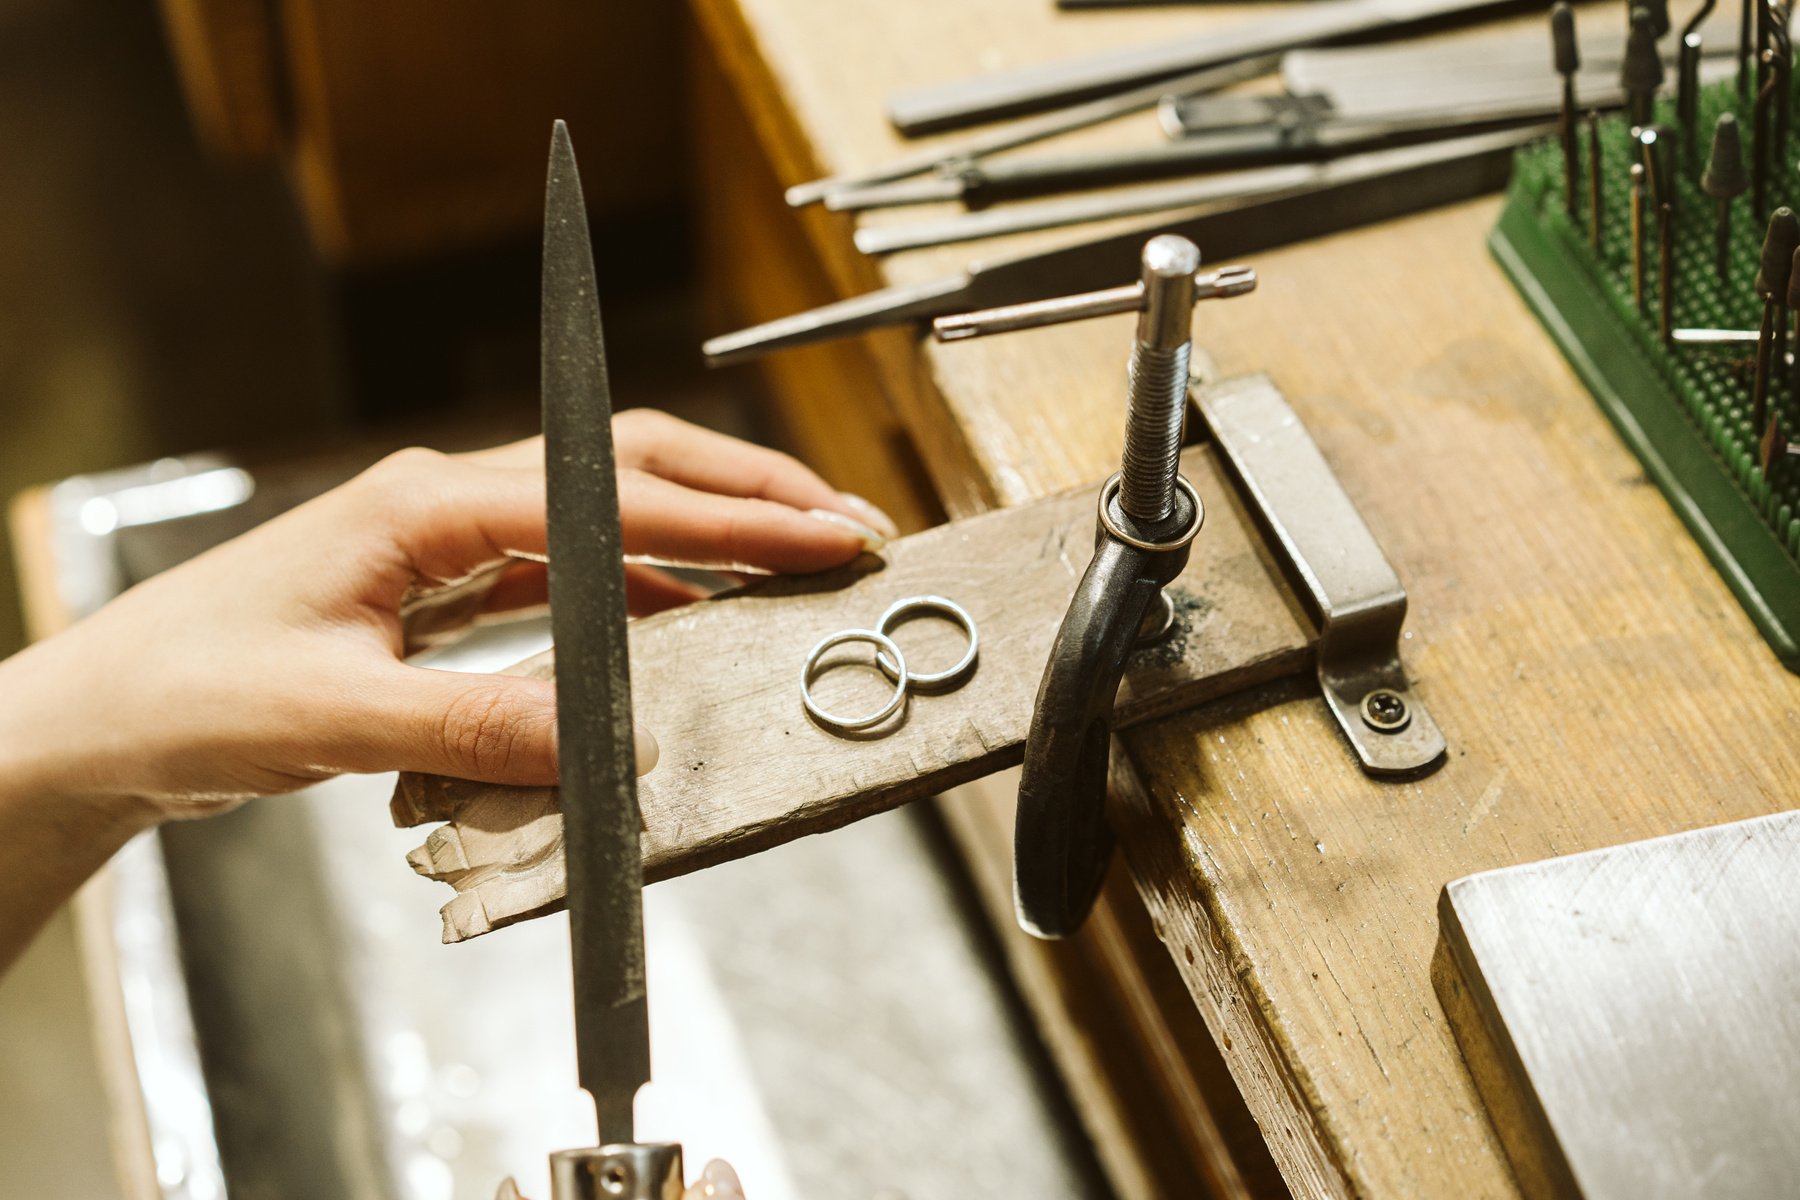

{"left": 0, "top": 779, "right": 144, "bottom": 971}
{"left": 0, "top": 641, "right": 156, "bottom": 972}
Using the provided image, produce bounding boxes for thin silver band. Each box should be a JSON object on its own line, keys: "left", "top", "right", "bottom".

{"left": 1096, "top": 471, "right": 1204, "bottom": 552}
{"left": 873, "top": 594, "right": 980, "bottom": 688}
{"left": 801, "top": 628, "right": 910, "bottom": 731}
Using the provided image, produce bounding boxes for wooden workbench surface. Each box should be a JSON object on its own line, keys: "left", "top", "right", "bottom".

{"left": 689, "top": 2, "right": 1800, "bottom": 1196}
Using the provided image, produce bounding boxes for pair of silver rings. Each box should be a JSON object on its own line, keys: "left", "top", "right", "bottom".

{"left": 801, "top": 594, "right": 979, "bottom": 732}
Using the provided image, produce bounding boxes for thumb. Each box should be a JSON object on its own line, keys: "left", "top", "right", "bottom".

{"left": 358, "top": 666, "right": 658, "bottom": 784}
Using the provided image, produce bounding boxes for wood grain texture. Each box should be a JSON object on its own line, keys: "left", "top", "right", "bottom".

{"left": 1437, "top": 812, "right": 1800, "bottom": 1200}
{"left": 688, "top": 2, "right": 1800, "bottom": 1197}
{"left": 393, "top": 447, "right": 1313, "bottom": 942}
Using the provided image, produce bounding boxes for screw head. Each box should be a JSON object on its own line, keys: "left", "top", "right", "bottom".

{"left": 1361, "top": 688, "right": 1411, "bottom": 733}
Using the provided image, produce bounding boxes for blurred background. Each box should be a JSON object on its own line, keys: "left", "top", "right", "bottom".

{"left": 0, "top": 0, "right": 710, "bottom": 658}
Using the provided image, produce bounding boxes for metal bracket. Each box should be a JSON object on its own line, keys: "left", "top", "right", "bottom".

{"left": 1192, "top": 373, "right": 1447, "bottom": 776}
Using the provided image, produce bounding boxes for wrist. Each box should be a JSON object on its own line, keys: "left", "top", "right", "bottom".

{"left": 0, "top": 638, "right": 162, "bottom": 838}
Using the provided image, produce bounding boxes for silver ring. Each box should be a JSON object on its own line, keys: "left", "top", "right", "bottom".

{"left": 1096, "top": 472, "right": 1204, "bottom": 552}
{"left": 873, "top": 594, "right": 979, "bottom": 688}
{"left": 801, "top": 628, "right": 909, "bottom": 731}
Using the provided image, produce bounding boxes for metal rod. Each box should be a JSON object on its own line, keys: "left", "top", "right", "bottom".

{"left": 854, "top": 127, "right": 1547, "bottom": 255}
{"left": 1660, "top": 202, "right": 1675, "bottom": 343}
{"left": 1742, "top": 0, "right": 1756, "bottom": 94}
{"left": 932, "top": 266, "right": 1256, "bottom": 341}
{"left": 1756, "top": 52, "right": 1779, "bottom": 218}
{"left": 1680, "top": 33, "right": 1706, "bottom": 164}
{"left": 884, "top": 0, "right": 1527, "bottom": 134}
{"left": 783, "top": 56, "right": 1277, "bottom": 209}
{"left": 1719, "top": 196, "right": 1738, "bottom": 278}
{"left": 1755, "top": 299, "right": 1777, "bottom": 431}
{"left": 1120, "top": 237, "right": 1200, "bottom": 523}
{"left": 1672, "top": 327, "right": 1762, "bottom": 342}
{"left": 1632, "top": 162, "right": 1648, "bottom": 310}
{"left": 830, "top": 107, "right": 1551, "bottom": 212}
{"left": 1680, "top": 0, "right": 1720, "bottom": 160}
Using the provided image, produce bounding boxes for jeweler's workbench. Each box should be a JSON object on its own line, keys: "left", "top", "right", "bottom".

{"left": 689, "top": 1, "right": 1800, "bottom": 1197}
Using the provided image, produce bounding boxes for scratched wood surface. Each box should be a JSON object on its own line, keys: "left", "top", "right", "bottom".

{"left": 392, "top": 447, "right": 1312, "bottom": 941}
{"left": 688, "top": 2, "right": 1800, "bottom": 1197}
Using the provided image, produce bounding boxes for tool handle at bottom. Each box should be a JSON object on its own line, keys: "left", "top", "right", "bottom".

{"left": 550, "top": 1143, "right": 684, "bottom": 1200}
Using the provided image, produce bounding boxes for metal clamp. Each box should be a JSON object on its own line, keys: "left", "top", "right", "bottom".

{"left": 934, "top": 234, "right": 1254, "bottom": 939}
{"left": 1192, "top": 373, "right": 1446, "bottom": 775}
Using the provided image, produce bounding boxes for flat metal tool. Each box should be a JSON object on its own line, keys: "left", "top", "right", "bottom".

{"left": 786, "top": 56, "right": 1276, "bottom": 209}
{"left": 829, "top": 109, "right": 1546, "bottom": 213}
{"left": 1437, "top": 811, "right": 1800, "bottom": 1199}
{"left": 703, "top": 127, "right": 1524, "bottom": 366}
{"left": 884, "top": 0, "right": 1529, "bottom": 134}
{"left": 1195, "top": 375, "right": 1446, "bottom": 776}
{"left": 542, "top": 120, "right": 684, "bottom": 1200}
{"left": 853, "top": 126, "right": 1546, "bottom": 255}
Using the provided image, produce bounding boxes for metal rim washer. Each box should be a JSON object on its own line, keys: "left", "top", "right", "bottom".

{"left": 873, "top": 594, "right": 980, "bottom": 688}
{"left": 801, "top": 628, "right": 910, "bottom": 731}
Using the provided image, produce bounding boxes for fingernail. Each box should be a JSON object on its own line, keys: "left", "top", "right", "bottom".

{"left": 701, "top": 1160, "right": 744, "bottom": 1197}
{"left": 839, "top": 491, "right": 899, "bottom": 538}
{"left": 633, "top": 724, "right": 659, "bottom": 775}
{"left": 806, "top": 507, "right": 886, "bottom": 552}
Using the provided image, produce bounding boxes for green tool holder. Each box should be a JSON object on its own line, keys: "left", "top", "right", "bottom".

{"left": 1491, "top": 83, "right": 1800, "bottom": 672}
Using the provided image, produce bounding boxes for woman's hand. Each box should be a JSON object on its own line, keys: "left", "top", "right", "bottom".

{"left": 0, "top": 413, "right": 892, "bottom": 969}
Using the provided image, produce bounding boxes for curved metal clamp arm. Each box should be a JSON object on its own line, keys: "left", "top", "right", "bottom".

{"left": 1013, "top": 474, "right": 1202, "bottom": 939}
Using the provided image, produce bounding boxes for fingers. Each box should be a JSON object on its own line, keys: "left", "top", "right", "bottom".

{"left": 337, "top": 665, "right": 659, "bottom": 784}
{"left": 351, "top": 667, "right": 561, "bottom": 785}
{"left": 349, "top": 449, "right": 549, "bottom": 587}
{"left": 683, "top": 1160, "right": 745, "bottom": 1200}
{"left": 616, "top": 410, "right": 899, "bottom": 537}
{"left": 620, "top": 469, "right": 882, "bottom": 574}
{"left": 457, "top": 437, "right": 540, "bottom": 469}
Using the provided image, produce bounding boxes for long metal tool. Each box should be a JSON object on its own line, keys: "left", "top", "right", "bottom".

{"left": 853, "top": 126, "right": 1546, "bottom": 255}
{"left": 703, "top": 127, "right": 1525, "bottom": 366}
{"left": 542, "top": 119, "right": 684, "bottom": 1200}
{"left": 830, "top": 109, "right": 1549, "bottom": 212}
{"left": 885, "top": 0, "right": 1528, "bottom": 134}
{"left": 785, "top": 55, "right": 1276, "bottom": 209}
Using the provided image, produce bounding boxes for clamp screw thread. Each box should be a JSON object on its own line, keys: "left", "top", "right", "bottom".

{"left": 1121, "top": 340, "right": 1191, "bottom": 522}
{"left": 1119, "top": 235, "right": 1200, "bottom": 525}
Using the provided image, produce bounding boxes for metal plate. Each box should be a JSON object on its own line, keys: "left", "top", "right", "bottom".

{"left": 1438, "top": 811, "right": 1800, "bottom": 1200}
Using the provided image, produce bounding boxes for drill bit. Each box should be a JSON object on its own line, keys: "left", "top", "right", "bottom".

{"left": 1638, "top": 125, "right": 1676, "bottom": 215}
{"left": 1659, "top": 202, "right": 1675, "bottom": 344}
{"left": 1588, "top": 111, "right": 1605, "bottom": 252}
{"left": 1678, "top": 0, "right": 1719, "bottom": 160}
{"left": 1741, "top": 0, "right": 1755, "bottom": 95}
{"left": 1751, "top": 206, "right": 1798, "bottom": 432}
{"left": 1755, "top": 49, "right": 1779, "bottom": 218}
{"left": 1553, "top": 3, "right": 1582, "bottom": 220}
{"left": 1632, "top": 162, "right": 1649, "bottom": 310}
{"left": 1787, "top": 244, "right": 1800, "bottom": 391}
{"left": 1622, "top": 7, "right": 1665, "bottom": 126}
{"left": 1702, "top": 113, "right": 1749, "bottom": 281}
